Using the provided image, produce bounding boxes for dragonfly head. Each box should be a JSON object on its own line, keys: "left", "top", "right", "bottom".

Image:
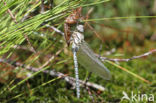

{"left": 76, "top": 24, "right": 84, "bottom": 33}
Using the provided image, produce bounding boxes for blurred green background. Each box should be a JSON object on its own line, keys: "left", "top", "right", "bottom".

{"left": 0, "top": 0, "right": 156, "bottom": 102}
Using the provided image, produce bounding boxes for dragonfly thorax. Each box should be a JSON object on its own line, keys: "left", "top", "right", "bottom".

{"left": 72, "top": 31, "right": 84, "bottom": 45}
{"left": 71, "top": 31, "right": 84, "bottom": 52}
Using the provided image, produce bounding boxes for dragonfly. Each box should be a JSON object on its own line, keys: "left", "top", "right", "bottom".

{"left": 64, "top": 7, "right": 111, "bottom": 98}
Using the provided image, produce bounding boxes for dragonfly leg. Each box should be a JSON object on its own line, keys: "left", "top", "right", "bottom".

{"left": 84, "top": 72, "right": 92, "bottom": 84}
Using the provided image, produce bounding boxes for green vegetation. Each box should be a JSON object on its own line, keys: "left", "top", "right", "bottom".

{"left": 0, "top": 0, "right": 155, "bottom": 102}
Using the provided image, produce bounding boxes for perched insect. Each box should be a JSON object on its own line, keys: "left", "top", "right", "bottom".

{"left": 64, "top": 7, "right": 82, "bottom": 46}
{"left": 64, "top": 7, "right": 111, "bottom": 98}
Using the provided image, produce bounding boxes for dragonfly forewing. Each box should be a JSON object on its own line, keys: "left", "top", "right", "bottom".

{"left": 77, "top": 41, "right": 111, "bottom": 80}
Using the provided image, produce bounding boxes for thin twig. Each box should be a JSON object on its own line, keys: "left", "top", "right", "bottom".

{"left": 21, "top": 1, "right": 40, "bottom": 22}
{"left": 23, "top": 34, "right": 37, "bottom": 53}
{"left": 99, "top": 49, "right": 156, "bottom": 62}
{"left": 41, "top": 0, "right": 45, "bottom": 13}
{"left": 0, "top": 58, "right": 105, "bottom": 91}
{"left": 39, "top": 46, "right": 65, "bottom": 69}
{"left": 12, "top": 45, "right": 35, "bottom": 52}
{"left": 84, "top": 8, "right": 103, "bottom": 42}
{"left": 84, "top": 7, "right": 94, "bottom": 28}
{"left": 3, "top": 1, "right": 18, "bottom": 23}
{"left": 86, "top": 22, "right": 104, "bottom": 42}
{"left": 46, "top": 24, "right": 64, "bottom": 36}
{"left": 21, "top": 8, "right": 31, "bottom": 22}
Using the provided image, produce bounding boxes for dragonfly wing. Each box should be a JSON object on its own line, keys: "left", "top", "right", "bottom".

{"left": 77, "top": 41, "right": 111, "bottom": 80}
